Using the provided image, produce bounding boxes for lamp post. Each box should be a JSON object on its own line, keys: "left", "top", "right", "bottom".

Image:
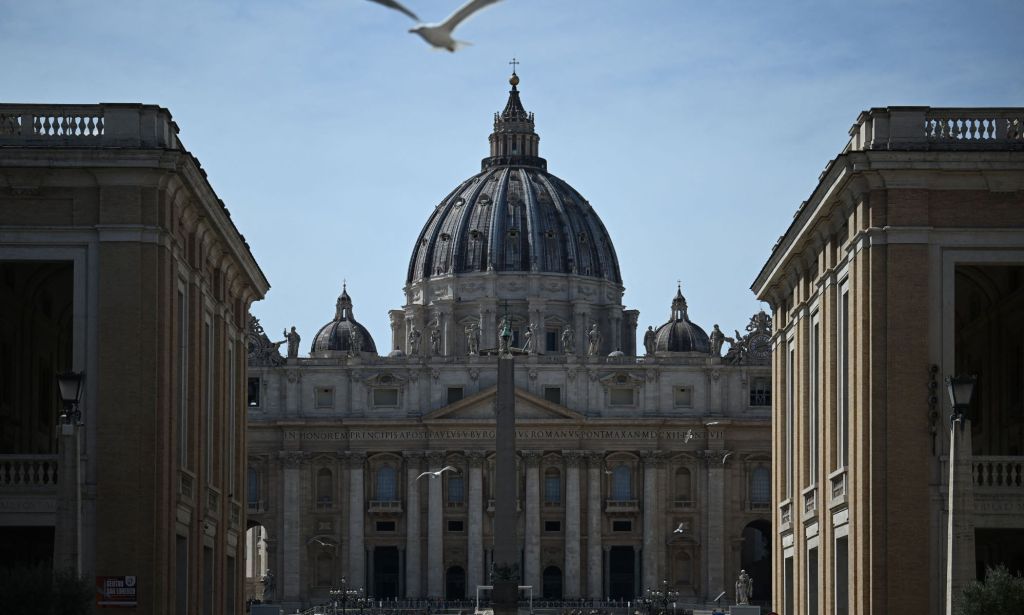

{"left": 643, "top": 580, "right": 679, "bottom": 615}
{"left": 945, "top": 374, "right": 975, "bottom": 615}
{"left": 331, "top": 577, "right": 361, "bottom": 615}
{"left": 54, "top": 371, "right": 84, "bottom": 575}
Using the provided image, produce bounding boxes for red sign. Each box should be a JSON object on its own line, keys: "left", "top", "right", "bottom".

{"left": 96, "top": 576, "right": 138, "bottom": 608}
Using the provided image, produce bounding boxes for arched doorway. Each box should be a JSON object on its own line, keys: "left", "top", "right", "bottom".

{"left": 244, "top": 521, "right": 271, "bottom": 603}
{"left": 445, "top": 566, "right": 466, "bottom": 600}
{"left": 542, "top": 566, "right": 563, "bottom": 600}
{"left": 608, "top": 546, "right": 635, "bottom": 600}
{"left": 741, "top": 520, "right": 771, "bottom": 604}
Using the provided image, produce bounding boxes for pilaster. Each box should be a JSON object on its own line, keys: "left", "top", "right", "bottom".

{"left": 426, "top": 450, "right": 446, "bottom": 597}
{"left": 404, "top": 451, "right": 424, "bottom": 598}
{"left": 522, "top": 450, "right": 542, "bottom": 590}
{"left": 467, "top": 451, "right": 486, "bottom": 596}
{"left": 586, "top": 452, "right": 604, "bottom": 599}
{"left": 564, "top": 450, "right": 584, "bottom": 598}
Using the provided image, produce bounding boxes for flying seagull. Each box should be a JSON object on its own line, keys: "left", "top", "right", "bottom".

{"left": 366, "top": 0, "right": 419, "bottom": 21}
{"left": 683, "top": 428, "right": 694, "bottom": 443}
{"left": 721, "top": 451, "right": 733, "bottom": 464}
{"left": 366, "top": 0, "right": 503, "bottom": 52}
{"left": 673, "top": 522, "right": 685, "bottom": 534}
{"left": 417, "top": 465, "right": 458, "bottom": 480}
{"left": 307, "top": 536, "right": 337, "bottom": 548}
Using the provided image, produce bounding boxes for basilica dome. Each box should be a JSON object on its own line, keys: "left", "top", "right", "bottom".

{"left": 310, "top": 285, "right": 377, "bottom": 355}
{"left": 652, "top": 286, "right": 710, "bottom": 353}
{"left": 406, "top": 74, "right": 621, "bottom": 285}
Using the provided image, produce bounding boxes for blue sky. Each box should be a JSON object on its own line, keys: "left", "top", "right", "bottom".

{"left": 3, "top": 0, "right": 1022, "bottom": 351}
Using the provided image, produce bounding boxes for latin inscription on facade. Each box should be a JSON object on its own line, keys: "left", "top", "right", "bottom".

{"left": 284, "top": 428, "right": 723, "bottom": 442}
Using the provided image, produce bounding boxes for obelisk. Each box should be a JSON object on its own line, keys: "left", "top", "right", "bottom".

{"left": 492, "top": 317, "right": 519, "bottom": 615}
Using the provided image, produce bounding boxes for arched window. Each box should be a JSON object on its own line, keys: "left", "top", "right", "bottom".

{"left": 750, "top": 466, "right": 770, "bottom": 505}
{"left": 247, "top": 467, "right": 260, "bottom": 506}
{"left": 611, "top": 465, "right": 631, "bottom": 500}
{"left": 674, "top": 467, "right": 692, "bottom": 503}
{"left": 316, "top": 468, "right": 333, "bottom": 508}
{"left": 544, "top": 467, "right": 561, "bottom": 505}
{"left": 447, "top": 474, "right": 465, "bottom": 505}
{"left": 377, "top": 465, "right": 397, "bottom": 501}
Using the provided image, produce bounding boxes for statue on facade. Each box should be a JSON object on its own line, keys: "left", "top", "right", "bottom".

{"left": 498, "top": 315, "right": 512, "bottom": 355}
{"left": 709, "top": 324, "right": 726, "bottom": 357}
{"left": 586, "top": 323, "right": 602, "bottom": 356}
{"left": 735, "top": 569, "right": 753, "bottom": 605}
{"left": 523, "top": 322, "right": 536, "bottom": 354}
{"left": 430, "top": 325, "right": 441, "bottom": 356}
{"left": 247, "top": 315, "right": 284, "bottom": 367}
{"left": 408, "top": 325, "right": 422, "bottom": 355}
{"left": 349, "top": 328, "right": 363, "bottom": 356}
{"left": 465, "top": 322, "right": 480, "bottom": 355}
{"left": 723, "top": 329, "right": 746, "bottom": 365}
{"left": 561, "top": 324, "right": 575, "bottom": 354}
{"left": 262, "top": 569, "right": 276, "bottom": 602}
{"left": 282, "top": 326, "right": 301, "bottom": 359}
{"left": 643, "top": 325, "right": 656, "bottom": 355}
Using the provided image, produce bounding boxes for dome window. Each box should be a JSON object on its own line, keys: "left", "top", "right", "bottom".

{"left": 453, "top": 198, "right": 465, "bottom": 207}
{"left": 508, "top": 229, "right": 519, "bottom": 238}
{"left": 578, "top": 233, "right": 588, "bottom": 243}
{"left": 440, "top": 233, "right": 451, "bottom": 242}
{"left": 544, "top": 230, "right": 555, "bottom": 239}
{"left": 469, "top": 229, "right": 482, "bottom": 240}
{"left": 479, "top": 194, "right": 492, "bottom": 205}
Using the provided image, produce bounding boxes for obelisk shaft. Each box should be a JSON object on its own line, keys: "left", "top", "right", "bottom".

{"left": 492, "top": 355, "right": 518, "bottom": 614}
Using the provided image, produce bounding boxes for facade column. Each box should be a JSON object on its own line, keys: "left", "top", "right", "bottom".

{"left": 641, "top": 452, "right": 658, "bottom": 593}
{"left": 388, "top": 310, "right": 405, "bottom": 356}
{"left": 703, "top": 449, "right": 726, "bottom": 602}
{"left": 426, "top": 451, "right": 446, "bottom": 598}
{"left": 367, "top": 547, "right": 375, "bottom": 596}
{"left": 586, "top": 452, "right": 604, "bottom": 599}
{"left": 564, "top": 451, "right": 583, "bottom": 599}
{"left": 404, "top": 452, "right": 423, "bottom": 598}
{"left": 279, "top": 451, "right": 307, "bottom": 603}
{"left": 633, "top": 546, "right": 642, "bottom": 598}
{"left": 467, "top": 451, "right": 486, "bottom": 598}
{"left": 603, "top": 546, "right": 611, "bottom": 599}
{"left": 523, "top": 451, "right": 542, "bottom": 591}
{"left": 347, "top": 452, "right": 367, "bottom": 591}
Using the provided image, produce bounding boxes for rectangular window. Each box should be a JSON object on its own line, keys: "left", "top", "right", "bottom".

{"left": 835, "top": 536, "right": 849, "bottom": 615}
{"left": 611, "top": 520, "right": 632, "bottom": 532}
{"left": 808, "top": 546, "right": 819, "bottom": 615}
{"left": 247, "top": 377, "right": 261, "bottom": 408}
{"left": 750, "top": 377, "right": 771, "bottom": 406}
{"left": 786, "top": 341, "right": 795, "bottom": 499}
{"left": 546, "top": 330, "right": 558, "bottom": 352}
{"left": 178, "top": 287, "right": 188, "bottom": 468}
{"left": 447, "top": 520, "right": 464, "bottom": 532}
{"left": 376, "top": 521, "right": 396, "bottom": 532}
{"left": 202, "top": 545, "right": 214, "bottom": 615}
{"left": 373, "top": 388, "right": 399, "bottom": 407}
{"left": 673, "top": 386, "right": 692, "bottom": 407}
{"left": 544, "top": 520, "right": 561, "bottom": 533}
{"left": 447, "top": 475, "right": 465, "bottom": 504}
{"left": 176, "top": 535, "right": 188, "bottom": 615}
{"left": 783, "top": 556, "right": 794, "bottom": 615}
{"left": 543, "top": 386, "right": 562, "bottom": 405}
{"left": 447, "top": 387, "right": 464, "bottom": 404}
{"left": 837, "top": 284, "right": 850, "bottom": 469}
{"left": 544, "top": 473, "right": 561, "bottom": 505}
{"left": 226, "top": 555, "right": 236, "bottom": 615}
{"left": 809, "top": 316, "right": 820, "bottom": 483}
{"left": 315, "top": 387, "right": 334, "bottom": 408}
{"left": 609, "top": 388, "right": 634, "bottom": 406}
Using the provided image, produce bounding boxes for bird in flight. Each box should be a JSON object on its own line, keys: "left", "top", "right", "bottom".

{"left": 308, "top": 536, "right": 337, "bottom": 547}
{"left": 417, "top": 465, "right": 458, "bottom": 480}
{"left": 673, "top": 522, "right": 685, "bottom": 534}
{"left": 721, "top": 451, "right": 733, "bottom": 464}
{"left": 366, "top": 0, "right": 503, "bottom": 52}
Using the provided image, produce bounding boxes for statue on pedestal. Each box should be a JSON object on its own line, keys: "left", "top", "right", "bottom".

{"left": 523, "top": 322, "right": 536, "bottom": 354}
{"left": 561, "top": 324, "right": 575, "bottom": 354}
{"left": 710, "top": 324, "right": 726, "bottom": 357}
{"left": 586, "top": 323, "right": 602, "bottom": 356}
{"left": 735, "top": 569, "right": 753, "bottom": 605}
{"left": 643, "top": 325, "right": 656, "bottom": 355}
{"left": 283, "top": 326, "right": 300, "bottom": 359}
{"left": 262, "top": 569, "right": 276, "bottom": 602}
{"left": 465, "top": 322, "right": 480, "bottom": 355}
{"left": 408, "top": 325, "right": 421, "bottom": 356}
{"left": 430, "top": 325, "right": 441, "bottom": 356}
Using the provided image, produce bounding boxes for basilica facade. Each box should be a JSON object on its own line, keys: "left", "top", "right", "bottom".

{"left": 245, "top": 74, "right": 772, "bottom": 610}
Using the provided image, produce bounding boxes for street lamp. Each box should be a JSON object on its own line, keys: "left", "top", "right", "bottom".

{"left": 643, "top": 580, "right": 679, "bottom": 615}
{"left": 944, "top": 374, "right": 975, "bottom": 615}
{"left": 56, "top": 371, "right": 84, "bottom": 423}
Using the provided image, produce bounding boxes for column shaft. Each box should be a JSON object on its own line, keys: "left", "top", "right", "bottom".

{"left": 348, "top": 454, "right": 366, "bottom": 591}
{"left": 468, "top": 454, "right": 485, "bottom": 597}
{"left": 565, "top": 452, "right": 582, "bottom": 598}
{"left": 405, "top": 453, "right": 422, "bottom": 598}
{"left": 524, "top": 452, "right": 541, "bottom": 590}
{"left": 427, "top": 452, "right": 445, "bottom": 597}
{"left": 587, "top": 455, "right": 603, "bottom": 599}
{"left": 642, "top": 456, "right": 657, "bottom": 592}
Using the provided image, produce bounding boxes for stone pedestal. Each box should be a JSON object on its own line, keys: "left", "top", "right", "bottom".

{"left": 729, "top": 605, "right": 760, "bottom": 615}
{"left": 491, "top": 581, "right": 519, "bottom": 615}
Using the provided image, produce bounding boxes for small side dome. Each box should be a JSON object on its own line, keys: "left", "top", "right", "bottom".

{"left": 388, "top": 347, "right": 406, "bottom": 358}
{"left": 653, "top": 285, "right": 710, "bottom": 353}
{"left": 607, "top": 350, "right": 625, "bottom": 357}
{"left": 310, "top": 284, "right": 377, "bottom": 355}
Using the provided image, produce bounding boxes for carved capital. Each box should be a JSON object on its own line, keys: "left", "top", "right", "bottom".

{"left": 426, "top": 451, "right": 447, "bottom": 466}
{"left": 466, "top": 451, "right": 486, "bottom": 468}
{"left": 341, "top": 451, "right": 366, "bottom": 469}
{"left": 278, "top": 451, "right": 309, "bottom": 468}
{"left": 286, "top": 370, "right": 302, "bottom": 384}
{"left": 562, "top": 450, "right": 585, "bottom": 468}
{"left": 640, "top": 450, "right": 666, "bottom": 467}
{"left": 521, "top": 450, "right": 543, "bottom": 466}
{"left": 585, "top": 451, "right": 605, "bottom": 467}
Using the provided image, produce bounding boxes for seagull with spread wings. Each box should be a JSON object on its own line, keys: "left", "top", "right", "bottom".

{"left": 417, "top": 465, "right": 458, "bottom": 480}
{"left": 673, "top": 522, "right": 685, "bottom": 534}
{"left": 366, "top": 0, "right": 503, "bottom": 52}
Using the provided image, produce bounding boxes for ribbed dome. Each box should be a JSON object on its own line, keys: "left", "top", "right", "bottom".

{"left": 405, "top": 73, "right": 621, "bottom": 285}
{"left": 310, "top": 285, "right": 377, "bottom": 355}
{"left": 653, "top": 286, "right": 710, "bottom": 353}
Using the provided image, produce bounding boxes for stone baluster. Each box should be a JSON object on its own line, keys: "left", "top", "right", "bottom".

{"left": 404, "top": 452, "right": 424, "bottom": 598}
{"left": 564, "top": 450, "right": 584, "bottom": 598}
{"left": 467, "top": 451, "right": 486, "bottom": 597}
{"left": 346, "top": 451, "right": 367, "bottom": 591}
{"left": 586, "top": 452, "right": 604, "bottom": 599}
{"left": 522, "top": 450, "right": 542, "bottom": 591}
{"left": 426, "top": 451, "right": 446, "bottom": 597}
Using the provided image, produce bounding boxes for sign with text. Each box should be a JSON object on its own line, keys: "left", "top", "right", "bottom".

{"left": 96, "top": 576, "right": 138, "bottom": 608}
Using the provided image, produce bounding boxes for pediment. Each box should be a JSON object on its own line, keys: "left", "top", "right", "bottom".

{"left": 424, "top": 386, "right": 584, "bottom": 421}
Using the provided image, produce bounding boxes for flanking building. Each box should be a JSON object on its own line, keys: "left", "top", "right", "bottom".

{"left": 752, "top": 108, "right": 1024, "bottom": 615}
{"left": 245, "top": 74, "right": 773, "bottom": 611}
{"left": 0, "top": 105, "right": 269, "bottom": 613}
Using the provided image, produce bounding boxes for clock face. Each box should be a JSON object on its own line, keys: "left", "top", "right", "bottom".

{"left": 748, "top": 333, "right": 771, "bottom": 360}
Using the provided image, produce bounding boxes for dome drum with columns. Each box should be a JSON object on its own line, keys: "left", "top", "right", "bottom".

{"left": 244, "top": 71, "right": 772, "bottom": 611}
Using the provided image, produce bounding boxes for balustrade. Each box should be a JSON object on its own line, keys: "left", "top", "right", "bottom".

{"left": 0, "top": 103, "right": 178, "bottom": 148}
{"left": 847, "top": 107, "right": 1024, "bottom": 151}
{"left": 973, "top": 457, "right": 1023, "bottom": 489}
{"left": 0, "top": 455, "right": 59, "bottom": 489}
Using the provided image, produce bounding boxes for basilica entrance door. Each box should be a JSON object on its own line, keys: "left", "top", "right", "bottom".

{"left": 608, "top": 546, "right": 635, "bottom": 600}
{"left": 373, "top": 546, "right": 400, "bottom": 598}
{"left": 445, "top": 566, "right": 466, "bottom": 600}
